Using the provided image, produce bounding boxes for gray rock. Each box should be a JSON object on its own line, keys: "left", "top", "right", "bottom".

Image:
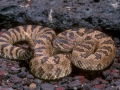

{"left": 0, "top": 0, "right": 120, "bottom": 31}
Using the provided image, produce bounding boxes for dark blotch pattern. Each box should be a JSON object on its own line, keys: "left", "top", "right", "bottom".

{"left": 84, "top": 29, "right": 94, "bottom": 34}
{"left": 84, "top": 41, "right": 94, "bottom": 46}
{"left": 84, "top": 36, "right": 92, "bottom": 40}
{"left": 94, "top": 53, "right": 102, "bottom": 60}
{"left": 81, "top": 54, "right": 90, "bottom": 58}
{"left": 100, "top": 46, "right": 112, "bottom": 52}
{"left": 41, "top": 57, "right": 48, "bottom": 64}
{"left": 38, "top": 67, "right": 45, "bottom": 76}
{"left": 62, "top": 31, "right": 68, "bottom": 36}
{"left": 35, "top": 46, "right": 46, "bottom": 52}
{"left": 95, "top": 33, "right": 108, "bottom": 39}
{"left": 53, "top": 55, "right": 60, "bottom": 64}
{"left": 74, "top": 48, "right": 85, "bottom": 52}
{"left": 80, "top": 44, "right": 91, "bottom": 50}
{"left": 68, "top": 32, "right": 74, "bottom": 39}
{"left": 0, "top": 39, "right": 7, "bottom": 42}
{"left": 35, "top": 40, "right": 45, "bottom": 45}
{"left": 76, "top": 31, "right": 84, "bottom": 36}
{"left": 41, "top": 35, "right": 51, "bottom": 41}
{"left": 55, "top": 68, "right": 62, "bottom": 76}
{"left": 101, "top": 40, "right": 114, "bottom": 45}
{"left": 45, "top": 31, "right": 55, "bottom": 38}
{"left": 97, "top": 50, "right": 108, "bottom": 56}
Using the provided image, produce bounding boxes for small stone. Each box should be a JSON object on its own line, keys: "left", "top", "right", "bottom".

{"left": 12, "top": 84, "right": 21, "bottom": 89}
{"left": 9, "top": 75, "right": 21, "bottom": 83}
{"left": 22, "top": 78, "right": 31, "bottom": 85}
{"left": 21, "top": 67, "right": 27, "bottom": 72}
{"left": 2, "top": 74, "right": 10, "bottom": 80}
{"left": 116, "top": 50, "right": 120, "bottom": 58}
{"left": 74, "top": 76, "right": 86, "bottom": 84}
{"left": 106, "top": 86, "right": 114, "bottom": 90}
{"left": 112, "top": 63, "right": 120, "bottom": 69}
{"left": 11, "top": 66, "right": 20, "bottom": 71}
{"left": 23, "top": 85, "right": 29, "bottom": 90}
{"left": 106, "top": 75, "right": 113, "bottom": 81}
{"left": 0, "top": 86, "right": 13, "bottom": 90}
{"left": 36, "top": 86, "right": 41, "bottom": 90}
{"left": 7, "top": 82, "right": 14, "bottom": 87}
{"left": 110, "top": 69, "right": 119, "bottom": 78}
{"left": 27, "top": 74, "right": 34, "bottom": 79}
{"left": 113, "top": 80, "right": 120, "bottom": 86}
{"left": 0, "top": 32, "right": 3, "bottom": 35}
{"left": 91, "top": 79, "right": 100, "bottom": 85}
{"left": 102, "top": 70, "right": 110, "bottom": 78}
{"left": 94, "top": 84, "right": 105, "bottom": 89}
{"left": 1, "top": 28, "right": 7, "bottom": 32}
{"left": 34, "top": 79, "right": 42, "bottom": 85}
{"left": 29, "top": 83, "right": 36, "bottom": 90}
{"left": 83, "top": 84, "right": 92, "bottom": 90}
{"left": 18, "top": 72, "right": 27, "bottom": 78}
{"left": 55, "top": 87, "right": 65, "bottom": 90}
{"left": 0, "top": 70, "right": 4, "bottom": 77}
{"left": 41, "top": 83, "right": 55, "bottom": 90}
{"left": 100, "top": 79, "right": 109, "bottom": 84}
{"left": 68, "top": 80, "right": 81, "bottom": 88}
{"left": 114, "top": 37, "right": 120, "bottom": 46}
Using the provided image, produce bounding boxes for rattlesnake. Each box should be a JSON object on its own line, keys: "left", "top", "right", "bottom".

{"left": 0, "top": 25, "right": 116, "bottom": 80}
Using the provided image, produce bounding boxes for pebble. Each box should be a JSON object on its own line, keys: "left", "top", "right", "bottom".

{"left": 91, "top": 79, "right": 100, "bottom": 85}
{"left": 103, "top": 70, "right": 110, "bottom": 78}
{"left": 29, "top": 83, "right": 37, "bottom": 90}
{"left": 94, "top": 84, "right": 105, "bottom": 89}
{"left": 27, "top": 74, "right": 34, "bottom": 79}
{"left": 23, "top": 85, "right": 29, "bottom": 90}
{"left": 74, "top": 76, "right": 86, "bottom": 84}
{"left": 11, "top": 66, "right": 21, "bottom": 71}
{"left": 116, "top": 50, "right": 120, "bottom": 58}
{"left": 41, "top": 83, "right": 55, "bottom": 90}
{"left": 0, "top": 86, "right": 13, "bottom": 90}
{"left": 106, "top": 75, "right": 113, "bottom": 82}
{"left": 9, "top": 75, "right": 21, "bottom": 83}
{"left": 0, "top": 70, "right": 4, "bottom": 77}
{"left": 55, "top": 87, "right": 65, "bottom": 90}
{"left": 68, "top": 80, "right": 81, "bottom": 88}
{"left": 113, "top": 79, "right": 120, "bottom": 86}
{"left": 34, "top": 79, "right": 42, "bottom": 85}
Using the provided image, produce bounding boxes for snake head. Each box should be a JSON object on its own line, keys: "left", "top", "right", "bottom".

{"left": 53, "top": 38, "right": 74, "bottom": 52}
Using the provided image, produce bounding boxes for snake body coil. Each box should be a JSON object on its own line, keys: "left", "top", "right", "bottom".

{"left": 0, "top": 25, "right": 116, "bottom": 80}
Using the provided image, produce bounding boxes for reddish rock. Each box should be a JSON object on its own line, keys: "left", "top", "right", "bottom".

{"left": 0, "top": 70, "right": 4, "bottom": 77}
{"left": 0, "top": 32, "right": 3, "bottom": 35}
{"left": 103, "top": 70, "right": 110, "bottom": 78}
{"left": 68, "top": 80, "right": 81, "bottom": 88}
{"left": 94, "top": 84, "right": 105, "bottom": 89}
{"left": 55, "top": 87, "right": 65, "bottom": 90}
{"left": 9, "top": 75, "right": 21, "bottom": 83}
{"left": 91, "top": 79, "right": 100, "bottom": 85}
{"left": 74, "top": 76, "right": 86, "bottom": 84}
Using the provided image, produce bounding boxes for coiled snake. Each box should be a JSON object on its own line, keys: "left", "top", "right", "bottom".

{"left": 0, "top": 25, "right": 116, "bottom": 80}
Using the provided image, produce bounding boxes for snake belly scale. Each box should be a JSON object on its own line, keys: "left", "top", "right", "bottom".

{"left": 0, "top": 25, "right": 116, "bottom": 80}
